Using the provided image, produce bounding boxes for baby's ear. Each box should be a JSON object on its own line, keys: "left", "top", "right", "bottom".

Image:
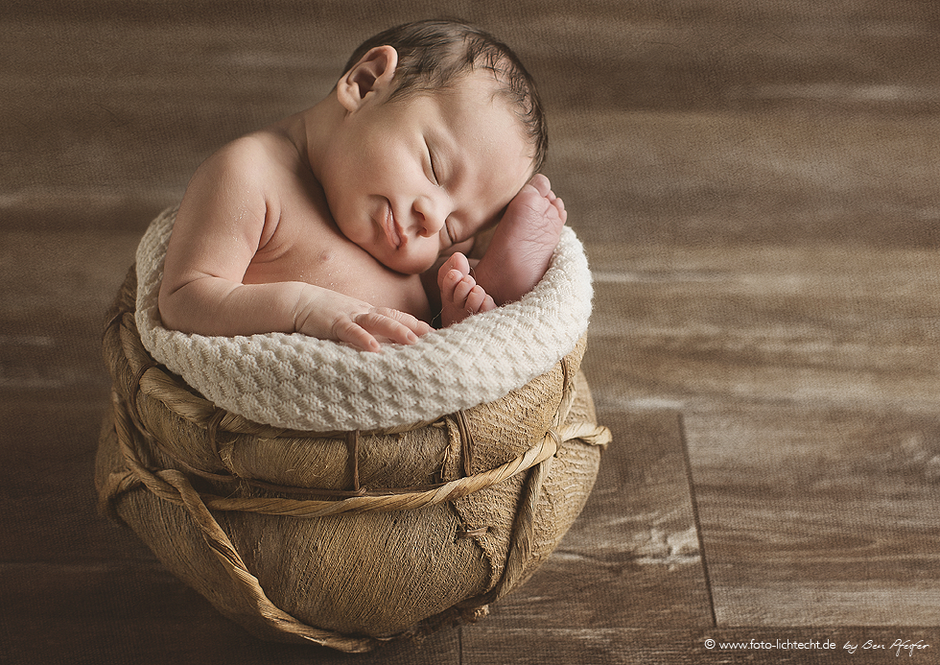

{"left": 337, "top": 45, "right": 398, "bottom": 112}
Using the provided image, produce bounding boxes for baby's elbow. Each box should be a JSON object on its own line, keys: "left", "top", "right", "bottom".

{"left": 157, "top": 283, "right": 187, "bottom": 332}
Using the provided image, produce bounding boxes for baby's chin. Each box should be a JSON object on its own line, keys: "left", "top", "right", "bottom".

{"left": 365, "top": 247, "right": 433, "bottom": 277}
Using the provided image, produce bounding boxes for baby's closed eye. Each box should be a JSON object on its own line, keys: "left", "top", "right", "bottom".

{"left": 424, "top": 141, "right": 440, "bottom": 186}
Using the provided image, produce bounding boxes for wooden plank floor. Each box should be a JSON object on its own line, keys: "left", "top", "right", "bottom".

{"left": 3, "top": 1, "right": 940, "bottom": 663}
{"left": 583, "top": 242, "right": 940, "bottom": 625}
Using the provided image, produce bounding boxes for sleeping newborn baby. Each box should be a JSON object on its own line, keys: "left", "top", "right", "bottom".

{"left": 158, "top": 19, "right": 566, "bottom": 352}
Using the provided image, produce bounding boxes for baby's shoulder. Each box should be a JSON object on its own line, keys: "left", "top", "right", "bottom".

{"left": 206, "top": 131, "right": 295, "bottom": 178}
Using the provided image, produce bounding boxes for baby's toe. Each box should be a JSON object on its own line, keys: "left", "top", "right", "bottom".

{"left": 465, "top": 285, "right": 496, "bottom": 314}
{"left": 440, "top": 269, "right": 463, "bottom": 300}
{"left": 452, "top": 275, "right": 478, "bottom": 304}
{"left": 437, "top": 252, "right": 470, "bottom": 289}
{"left": 528, "top": 173, "right": 552, "bottom": 197}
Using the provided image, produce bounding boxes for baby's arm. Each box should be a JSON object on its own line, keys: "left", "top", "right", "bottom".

{"left": 158, "top": 139, "right": 429, "bottom": 352}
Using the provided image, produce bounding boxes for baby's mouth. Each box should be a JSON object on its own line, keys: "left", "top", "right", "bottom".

{"left": 383, "top": 200, "right": 403, "bottom": 249}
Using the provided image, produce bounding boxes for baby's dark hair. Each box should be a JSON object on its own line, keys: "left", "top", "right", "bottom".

{"left": 344, "top": 19, "right": 547, "bottom": 172}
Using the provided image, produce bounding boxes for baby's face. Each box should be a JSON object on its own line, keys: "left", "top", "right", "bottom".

{"left": 321, "top": 71, "right": 535, "bottom": 275}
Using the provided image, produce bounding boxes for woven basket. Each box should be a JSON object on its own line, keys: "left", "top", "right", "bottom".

{"left": 96, "top": 264, "right": 610, "bottom": 652}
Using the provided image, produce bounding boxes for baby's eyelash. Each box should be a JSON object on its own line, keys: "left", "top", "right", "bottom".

{"left": 426, "top": 143, "right": 441, "bottom": 185}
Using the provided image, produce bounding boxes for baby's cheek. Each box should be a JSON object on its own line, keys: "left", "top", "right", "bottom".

{"left": 452, "top": 238, "right": 476, "bottom": 255}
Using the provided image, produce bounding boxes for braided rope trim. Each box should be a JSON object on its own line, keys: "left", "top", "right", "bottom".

{"left": 106, "top": 388, "right": 609, "bottom": 519}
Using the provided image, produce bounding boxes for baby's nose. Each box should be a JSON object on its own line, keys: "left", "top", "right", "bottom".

{"left": 413, "top": 196, "right": 447, "bottom": 236}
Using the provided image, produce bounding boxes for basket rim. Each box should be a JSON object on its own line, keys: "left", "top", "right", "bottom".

{"left": 133, "top": 207, "right": 594, "bottom": 431}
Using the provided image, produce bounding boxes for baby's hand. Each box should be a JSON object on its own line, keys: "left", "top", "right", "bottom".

{"left": 294, "top": 288, "right": 432, "bottom": 352}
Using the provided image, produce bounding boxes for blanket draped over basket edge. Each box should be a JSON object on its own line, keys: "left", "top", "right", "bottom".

{"left": 135, "top": 207, "right": 595, "bottom": 432}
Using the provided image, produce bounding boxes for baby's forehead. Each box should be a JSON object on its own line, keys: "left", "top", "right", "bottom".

{"left": 410, "top": 70, "right": 517, "bottom": 114}
{"left": 427, "top": 74, "right": 536, "bottom": 154}
{"left": 441, "top": 68, "right": 518, "bottom": 105}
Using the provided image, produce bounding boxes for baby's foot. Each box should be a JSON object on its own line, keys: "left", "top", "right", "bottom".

{"left": 472, "top": 174, "right": 567, "bottom": 306}
{"left": 437, "top": 252, "right": 496, "bottom": 326}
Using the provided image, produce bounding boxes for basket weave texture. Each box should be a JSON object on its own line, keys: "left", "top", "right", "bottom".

{"left": 96, "top": 266, "right": 611, "bottom": 652}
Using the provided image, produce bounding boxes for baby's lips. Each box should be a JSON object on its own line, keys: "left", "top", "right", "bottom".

{"left": 382, "top": 199, "right": 402, "bottom": 249}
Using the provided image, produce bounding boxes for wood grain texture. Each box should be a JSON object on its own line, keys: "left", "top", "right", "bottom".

{"left": 463, "top": 627, "right": 940, "bottom": 664}
{"left": 696, "top": 405, "right": 940, "bottom": 626}
{"left": 582, "top": 242, "right": 940, "bottom": 628}
{"left": 0, "top": 561, "right": 463, "bottom": 665}
{"left": 4, "top": 0, "right": 940, "bottom": 662}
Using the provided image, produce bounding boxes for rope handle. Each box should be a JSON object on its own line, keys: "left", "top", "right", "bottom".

{"left": 104, "top": 390, "right": 607, "bottom": 519}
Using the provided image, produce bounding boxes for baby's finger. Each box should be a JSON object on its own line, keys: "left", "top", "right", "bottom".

{"left": 332, "top": 317, "right": 382, "bottom": 352}
{"left": 373, "top": 307, "right": 433, "bottom": 336}
{"left": 358, "top": 309, "right": 429, "bottom": 345}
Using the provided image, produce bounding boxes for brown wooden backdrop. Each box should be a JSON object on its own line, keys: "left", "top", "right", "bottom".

{"left": 2, "top": 1, "right": 939, "bottom": 663}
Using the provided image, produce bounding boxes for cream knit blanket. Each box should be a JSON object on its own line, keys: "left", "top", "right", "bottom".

{"left": 135, "top": 208, "right": 594, "bottom": 432}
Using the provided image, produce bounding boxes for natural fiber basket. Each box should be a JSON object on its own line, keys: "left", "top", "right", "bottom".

{"left": 95, "top": 211, "right": 611, "bottom": 652}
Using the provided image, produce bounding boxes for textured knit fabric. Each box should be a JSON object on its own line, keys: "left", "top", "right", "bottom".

{"left": 135, "top": 208, "right": 594, "bottom": 432}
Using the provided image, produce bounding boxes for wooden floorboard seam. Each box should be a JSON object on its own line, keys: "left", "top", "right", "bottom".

{"left": 678, "top": 412, "right": 718, "bottom": 628}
